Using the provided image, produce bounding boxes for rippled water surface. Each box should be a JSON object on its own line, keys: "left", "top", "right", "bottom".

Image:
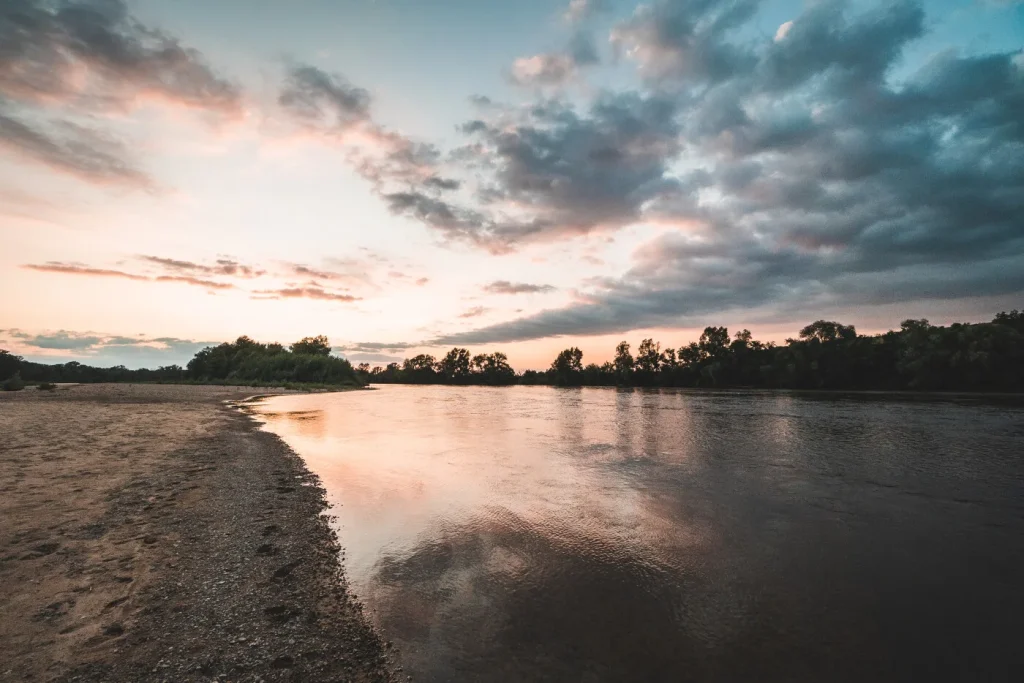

{"left": 253, "top": 386, "right": 1024, "bottom": 682}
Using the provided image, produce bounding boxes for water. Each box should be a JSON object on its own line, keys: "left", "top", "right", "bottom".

{"left": 251, "top": 386, "right": 1024, "bottom": 682}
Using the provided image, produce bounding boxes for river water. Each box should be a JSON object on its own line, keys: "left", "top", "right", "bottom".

{"left": 251, "top": 386, "right": 1024, "bottom": 682}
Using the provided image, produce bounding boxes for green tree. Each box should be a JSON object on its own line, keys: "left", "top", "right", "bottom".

{"left": 550, "top": 347, "right": 584, "bottom": 385}
{"left": 614, "top": 341, "right": 634, "bottom": 383}
{"left": 699, "top": 327, "right": 730, "bottom": 359}
{"left": 437, "top": 347, "right": 472, "bottom": 381}
{"left": 473, "top": 352, "right": 516, "bottom": 385}
{"left": 0, "top": 349, "right": 22, "bottom": 380}
{"left": 290, "top": 335, "right": 332, "bottom": 356}
{"left": 799, "top": 320, "right": 856, "bottom": 343}
{"left": 635, "top": 339, "right": 662, "bottom": 373}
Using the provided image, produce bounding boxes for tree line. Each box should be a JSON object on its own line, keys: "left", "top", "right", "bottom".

{"left": 4, "top": 311, "right": 1023, "bottom": 391}
{"left": 1, "top": 335, "right": 363, "bottom": 388}
{"left": 364, "top": 310, "right": 1024, "bottom": 392}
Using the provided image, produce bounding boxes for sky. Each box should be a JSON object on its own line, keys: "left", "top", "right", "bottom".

{"left": 1, "top": 0, "right": 1022, "bottom": 370}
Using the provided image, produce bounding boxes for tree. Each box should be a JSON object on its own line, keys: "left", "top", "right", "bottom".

{"left": 799, "top": 320, "right": 856, "bottom": 343}
{"left": 473, "top": 352, "right": 516, "bottom": 384}
{"left": 614, "top": 341, "right": 634, "bottom": 382}
{"left": 550, "top": 347, "right": 584, "bottom": 385}
{"left": 699, "top": 327, "right": 730, "bottom": 359}
{"left": 291, "top": 335, "right": 332, "bottom": 356}
{"left": 635, "top": 338, "right": 662, "bottom": 374}
{"left": 437, "top": 347, "right": 472, "bottom": 381}
{"left": 993, "top": 310, "right": 1024, "bottom": 333}
{"left": 403, "top": 354, "right": 436, "bottom": 372}
{"left": 0, "top": 349, "right": 21, "bottom": 380}
{"left": 551, "top": 347, "right": 583, "bottom": 373}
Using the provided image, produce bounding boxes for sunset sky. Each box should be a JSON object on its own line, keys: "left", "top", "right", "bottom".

{"left": 1, "top": 0, "right": 1022, "bottom": 370}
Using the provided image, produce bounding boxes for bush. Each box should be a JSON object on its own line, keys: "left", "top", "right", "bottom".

{"left": 2, "top": 373, "right": 25, "bottom": 391}
{"left": 37, "top": 382, "right": 57, "bottom": 391}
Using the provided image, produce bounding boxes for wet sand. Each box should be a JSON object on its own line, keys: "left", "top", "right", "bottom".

{"left": 0, "top": 384, "right": 395, "bottom": 682}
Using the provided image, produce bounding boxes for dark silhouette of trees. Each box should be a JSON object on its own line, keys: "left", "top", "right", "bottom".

{"left": 438, "top": 347, "right": 472, "bottom": 382}
{"left": 4, "top": 310, "right": 1022, "bottom": 392}
{"left": 185, "top": 336, "right": 359, "bottom": 384}
{"left": 799, "top": 320, "right": 857, "bottom": 343}
{"left": 368, "top": 309, "right": 1024, "bottom": 392}
{"left": 0, "top": 350, "right": 20, "bottom": 381}
{"left": 614, "top": 341, "right": 634, "bottom": 383}
{"left": 472, "top": 352, "right": 516, "bottom": 385}
{"left": 551, "top": 347, "right": 584, "bottom": 385}
{"left": 290, "top": 335, "right": 332, "bottom": 356}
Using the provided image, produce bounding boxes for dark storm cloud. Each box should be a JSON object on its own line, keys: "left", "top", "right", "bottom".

{"left": 0, "top": 0, "right": 240, "bottom": 184}
{"left": 483, "top": 281, "right": 556, "bottom": 295}
{"left": 441, "top": 0, "right": 1024, "bottom": 342}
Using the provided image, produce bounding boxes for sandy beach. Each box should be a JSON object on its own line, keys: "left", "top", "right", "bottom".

{"left": 0, "top": 384, "right": 395, "bottom": 682}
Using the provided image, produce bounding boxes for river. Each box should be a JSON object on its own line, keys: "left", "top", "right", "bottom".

{"left": 251, "top": 386, "right": 1024, "bottom": 682}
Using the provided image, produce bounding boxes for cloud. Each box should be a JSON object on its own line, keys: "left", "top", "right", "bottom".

{"left": 278, "top": 63, "right": 370, "bottom": 130}
{"left": 458, "top": 306, "right": 489, "bottom": 319}
{"left": 483, "top": 281, "right": 556, "bottom": 295}
{"left": 341, "top": 352, "right": 404, "bottom": 363}
{"left": 277, "top": 63, "right": 456, "bottom": 193}
{"left": 253, "top": 286, "right": 360, "bottom": 302}
{"left": 564, "top": 0, "right": 606, "bottom": 23}
{"left": 23, "top": 262, "right": 149, "bottom": 280}
{"left": 154, "top": 275, "right": 234, "bottom": 290}
{"left": 334, "top": 341, "right": 417, "bottom": 354}
{"left": 436, "top": 0, "right": 1024, "bottom": 341}
{"left": 0, "top": 329, "right": 220, "bottom": 367}
{"left": 286, "top": 263, "right": 344, "bottom": 281}
{"left": 610, "top": 0, "right": 759, "bottom": 84}
{"left": 433, "top": 92, "right": 689, "bottom": 249}
{"left": 0, "top": 0, "right": 241, "bottom": 185}
{"left": 774, "top": 21, "right": 793, "bottom": 42}
{"left": 509, "top": 31, "right": 599, "bottom": 88}
{"left": 0, "top": 112, "right": 153, "bottom": 187}
{"left": 139, "top": 255, "right": 264, "bottom": 278}
{"left": 23, "top": 261, "right": 233, "bottom": 290}
{"left": 9, "top": 330, "right": 103, "bottom": 350}
{"left": 0, "top": 0, "right": 241, "bottom": 113}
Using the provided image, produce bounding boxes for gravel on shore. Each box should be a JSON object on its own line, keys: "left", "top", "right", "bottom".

{"left": 0, "top": 384, "right": 397, "bottom": 682}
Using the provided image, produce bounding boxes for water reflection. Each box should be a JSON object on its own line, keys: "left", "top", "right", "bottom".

{"left": 253, "top": 386, "right": 1024, "bottom": 682}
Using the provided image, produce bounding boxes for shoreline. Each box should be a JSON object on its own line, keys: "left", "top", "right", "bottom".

{"left": 0, "top": 384, "right": 395, "bottom": 682}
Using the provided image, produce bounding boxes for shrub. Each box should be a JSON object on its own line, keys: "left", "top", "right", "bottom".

{"left": 37, "top": 382, "right": 57, "bottom": 391}
{"left": 2, "top": 373, "right": 25, "bottom": 391}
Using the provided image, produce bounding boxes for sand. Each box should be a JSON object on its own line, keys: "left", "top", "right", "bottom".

{"left": 0, "top": 384, "right": 395, "bottom": 682}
